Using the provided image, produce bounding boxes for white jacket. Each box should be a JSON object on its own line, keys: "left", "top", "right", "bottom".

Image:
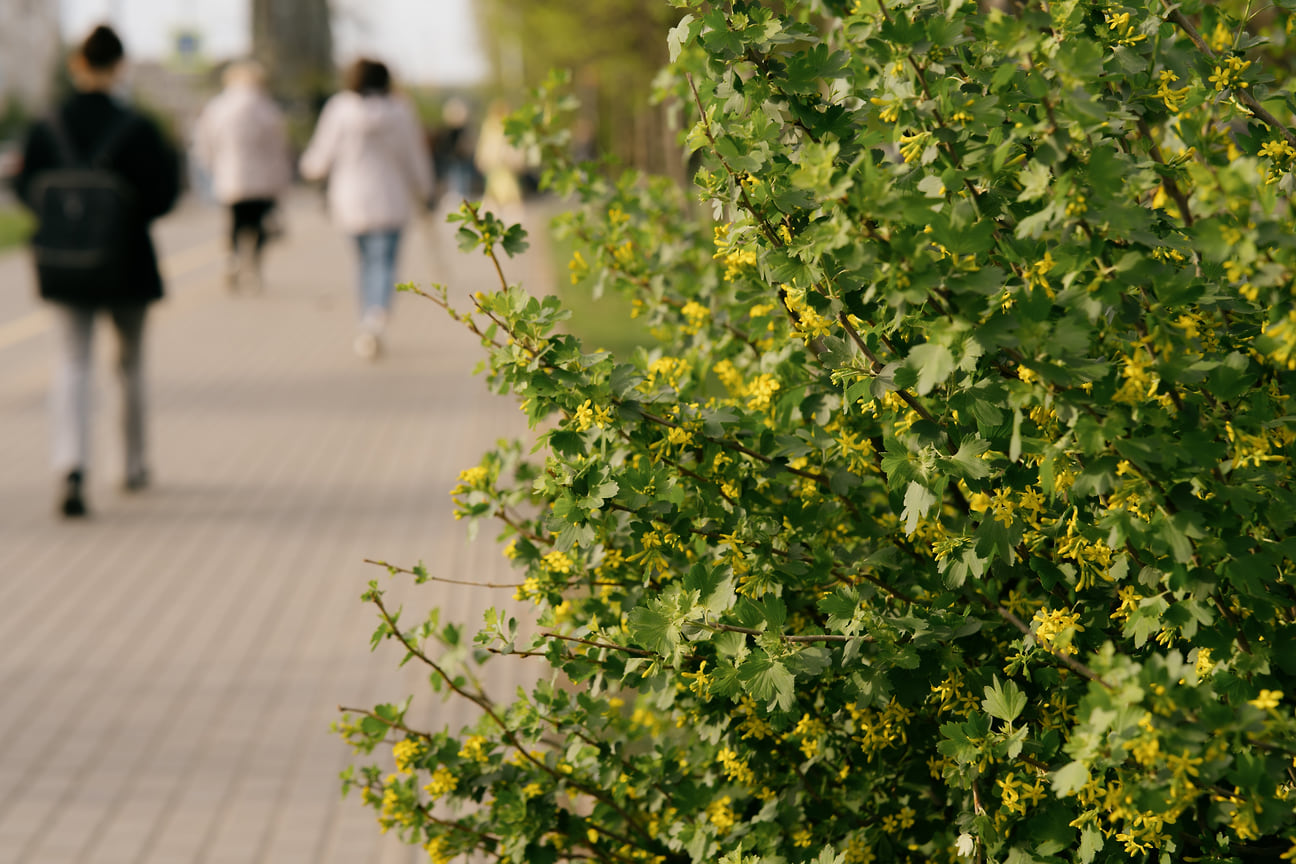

{"left": 192, "top": 83, "right": 291, "bottom": 204}
{"left": 299, "top": 91, "right": 433, "bottom": 234}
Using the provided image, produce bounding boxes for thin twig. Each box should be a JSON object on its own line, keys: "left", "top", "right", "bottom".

{"left": 364, "top": 558, "right": 526, "bottom": 589}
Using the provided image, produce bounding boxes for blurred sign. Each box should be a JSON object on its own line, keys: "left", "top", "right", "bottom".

{"left": 174, "top": 31, "right": 201, "bottom": 59}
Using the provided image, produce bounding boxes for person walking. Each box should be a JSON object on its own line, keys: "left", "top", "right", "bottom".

{"left": 11, "top": 24, "right": 181, "bottom": 518}
{"left": 299, "top": 58, "right": 432, "bottom": 360}
{"left": 192, "top": 59, "right": 291, "bottom": 292}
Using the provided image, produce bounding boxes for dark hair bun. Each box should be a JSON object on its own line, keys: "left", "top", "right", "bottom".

{"left": 80, "top": 24, "right": 125, "bottom": 71}
{"left": 345, "top": 58, "right": 391, "bottom": 96}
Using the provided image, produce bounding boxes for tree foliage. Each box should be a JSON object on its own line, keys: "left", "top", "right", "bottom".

{"left": 477, "top": 0, "right": 684, "bottom": 172}
{"left": 339, "top": 1, "right": 1296, "bottom": 863}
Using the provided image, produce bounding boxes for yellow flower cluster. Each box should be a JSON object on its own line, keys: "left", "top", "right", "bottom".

{"left": 783, "top": 284, "right": 834, "bottom": 341}
{"left": 1249, "top": 689, "right": 1284, "bottom": 710}
{"left": 870, "top": 96, "right": 899, "bottom": 123}
{"left": 573, "top": 399, "right": 614, "bottom": 432}
{"left": 746, "top": 373, "right": 781, "bottom": 411}
{"left": 899, "top": 130, "right": 931, "bottom": 163}
{"left": 997, "top": 771, "right": 1048, "bottom": 816}
{"left": 705, "top": 796, "right": 736, "bottom": 835}
{"left": 1113, "top": 350, "right": 1160, "bottom": 404}
{"left": 736, "top": 695, "right": 775, "bottom": 740}
{"left": 1032, "top": 607, "right": 1083, "bottom": 652}
{"left": 1208, "top": 55, "right": 1252, "bottom": 91}
{"left": 542, "top": 549, "right": 574, "bottom": 574}
{"left": 717, "top": 747, "right": 755, "bottom": 785}
{"left": 714, "top": 358, "right": 744, "bottom": 396}
{"left": 680, "top": 661, "right": 713, "bottom": 701}
{"left": 792, "top": 713, "right": 827, "bottom": 759}
{"left": 681, "top": 300, "right": 710, "bottom": 335}
{"left": 647, "top": 356, "right": 690, "bottom": 389}
{"left": 713, "top": 223, "right": 757, "bottom": 281}
{"left": 1225, "top": 421, "right": 1286, "bottom": 468}
{"left": 568, "top": 250, "right": 588, "bottom": 285}
{"left": 848, "top": 700, "right": 912, "bottom": 758}
{"left": 1262, "top": 311, "right": 1296, "bottom": 370}
{"left": 424, "top": 835, "right": 453, "bottom": 864}
{"left": 1260, "top": 137, "right": 1296, "bottom": 184}
{"left": 452, "top": 465, "right": 489, "bottom": 496}
{"left": 1105, "top": 11, "right": 1146, "bottom": 45}
{"left": 458, "top": 734, "right": 491, "bottom": 763}
{"left": 393, "top": 738, "right": 423, "bottom": 774}
{"left": 422, "top": 765, "right": 458, "bottom": 799}
{"left": 880, "top": 805, "right": 916, "bottom": 834}
{"left": 1155, "top": 69, "right": 1190, "bottom": 113}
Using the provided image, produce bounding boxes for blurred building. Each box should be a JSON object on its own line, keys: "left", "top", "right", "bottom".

{"left": 0, "top": 0, "right": 61, "bottom": 115}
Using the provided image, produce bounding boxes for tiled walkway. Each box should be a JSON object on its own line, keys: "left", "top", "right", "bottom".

{"left": 0, "top": 194, "right": 547, "bottom": 863}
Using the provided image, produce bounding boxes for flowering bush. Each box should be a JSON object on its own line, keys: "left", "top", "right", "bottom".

{"left": 338, "top": 2, "right": 1296, "bottom": 863}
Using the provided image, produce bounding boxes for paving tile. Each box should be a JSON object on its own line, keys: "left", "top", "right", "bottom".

{"left": 0, "top": 195, "right": 550, "bottom": 863}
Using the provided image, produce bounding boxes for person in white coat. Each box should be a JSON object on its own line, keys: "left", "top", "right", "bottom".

{"left": 299, "top": 58, "right": 433, "bottom": 359}
{"left": 192, "top": 60, "right": 291, "bottom": 291}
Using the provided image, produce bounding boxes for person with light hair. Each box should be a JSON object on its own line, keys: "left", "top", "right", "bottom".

{"left": 193, "top": 59, "right": 292, "bottom": 291}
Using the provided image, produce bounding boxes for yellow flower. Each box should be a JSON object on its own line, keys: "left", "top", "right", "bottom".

{"left": 1032, "top": 608, "right": 1083, "bottom": 652}
{"left": 456, "top": 465, "right": 489, "bottom": 490}
{"left": 706, "top": 796, "right": 736, "bottom": 835}
{"left": 573, "top": 399, "right": 596, "bottom": 431}
{"left": 989, "top": 488, "right": 1015, "bottom": 527}
{"left": 568, "top": 250, "right": 588, "bottom": 284}
{"left": 681, "top": 300, "right": 710, "bottom": 335}
{"left": 542, "top": 549, "right": 574, "bottom": 574}
{"left": 458, "top": 734, "right": 491, "bottom": 763}
{"left": 746, "top": 373, "right": 781, "bottom": 411}
{"left": 1195, "top": 647, "right": 1215, "bottom": 678}
{"left": 899, "top": 130, "right": 931, "bottom": 164}
{"left": 423, "top": 766, "right": 458, "bottom": 799}
{"left": 1249, "top": 689, "right": 1283, "bottom": 710}
{"left": 393, "top": 739, "right": 423, "bottom": 774}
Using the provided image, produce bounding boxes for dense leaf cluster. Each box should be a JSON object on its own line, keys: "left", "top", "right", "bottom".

{"left": 339, "top": 2, "right": 1296, "bottom": 863}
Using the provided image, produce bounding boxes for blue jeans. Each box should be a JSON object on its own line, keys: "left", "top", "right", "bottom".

{"left": 353, "top": 229, "right": 402, "bottom": 318}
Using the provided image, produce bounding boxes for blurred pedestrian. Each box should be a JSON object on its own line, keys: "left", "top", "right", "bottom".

{"left": 192, "top": 59, "right": 291, "bottom": 292}
{"left": 430, "top": 96, "right": 473, "bottom": 206}
{"left": 474, "top": 99, "right": 526, "bottom": 211}
{"left": 299, "top": 58, "right": 432, "bottom": 360}
{"left": 11, "top": 24, "right": 181, "bottom": 518}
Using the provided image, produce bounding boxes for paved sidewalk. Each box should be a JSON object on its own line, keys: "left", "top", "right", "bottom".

{"left": 0, "top": 195, "right": 551, "bottom": 863}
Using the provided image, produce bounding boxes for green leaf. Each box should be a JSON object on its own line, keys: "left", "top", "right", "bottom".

{"left": 737, "top": 654, "right": 796, "bottom": 711}
{"left": 1077, "top": 827, "right": 1104, "bottom": 863}
{"left": 901, "top": 481, "right": 938, "bottom": 534}
{"left": 908, "top": 342, "right": 956, "bottom": 396}
{"left": 981, "top": 676, "right": 1026, "bottom": 723}
{"left": 627, "top": 605, "right": 677, "bottom": 656}
{"left": 667, "top": 14, "right": 697, "bottom": 63}
{"left": 1052, "top": 760, "right": 1090, "bottom": 796}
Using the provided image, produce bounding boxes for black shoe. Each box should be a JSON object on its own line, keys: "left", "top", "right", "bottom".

{"left": 61, "top": 470, "right": 87, "bottom": 518}
{"left": 124, "top": 468, "right": 150, "bottom": 493}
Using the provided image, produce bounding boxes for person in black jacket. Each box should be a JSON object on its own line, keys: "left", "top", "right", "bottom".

{"left": 12, "top": 24, "right": 180, "bottom": 517}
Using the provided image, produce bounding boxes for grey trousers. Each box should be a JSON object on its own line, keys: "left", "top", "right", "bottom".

{"left": 50, "top": 303, "right": 148, "bottom": 478}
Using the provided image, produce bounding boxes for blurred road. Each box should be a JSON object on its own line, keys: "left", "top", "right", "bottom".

{"left": 0, "top": 193, "right": 547, "bottom": 864}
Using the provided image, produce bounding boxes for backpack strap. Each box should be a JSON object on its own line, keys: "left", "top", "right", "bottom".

{"left": 45, "top": 108, "right": 139, "bottom": 170}
{"left": 45, "top": 111, "right": 83, "bottom": 168}
{"left": 89, "top": 111, "right": 139, "bottom": 169}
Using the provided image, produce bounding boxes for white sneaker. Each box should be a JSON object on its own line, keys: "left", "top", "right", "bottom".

{"left": 361, "top": 307, "right": 388, "bottom": 333}
{"left": 354, "top": 330, "right": 379, "bottom": 360}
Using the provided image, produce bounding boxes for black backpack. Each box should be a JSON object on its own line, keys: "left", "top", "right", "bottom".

{"left": 29, "top": 111, "right": 138, "bottom": 304}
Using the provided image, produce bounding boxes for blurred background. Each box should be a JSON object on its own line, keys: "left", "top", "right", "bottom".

{"left": 0, "top": 0, "right": 687, "bottom": 217}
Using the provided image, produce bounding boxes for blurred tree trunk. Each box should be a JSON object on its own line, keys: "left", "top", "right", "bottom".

{"left": 479, "top": 0, "right": 685, "bottom": 181}
{"left": 252, "top": 0, "right": 334, "bottom": 144}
